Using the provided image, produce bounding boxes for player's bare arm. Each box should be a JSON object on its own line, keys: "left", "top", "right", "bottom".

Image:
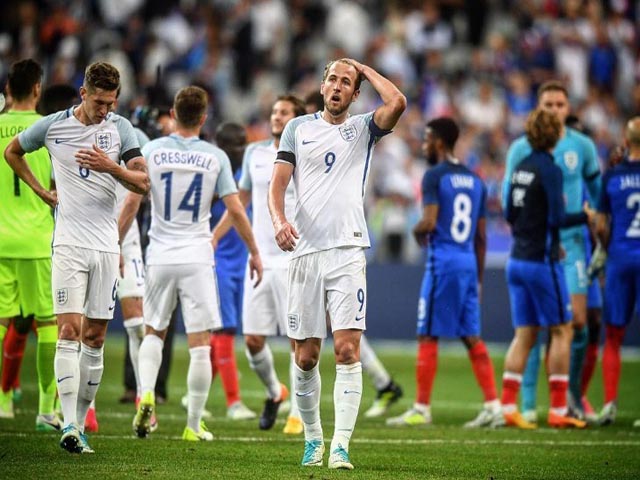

{"left": 346, "top": 58, "right": 407, "bottom": 130}
{"left": 118, "top": 191, "right": 143, "bottom": 245}
{"left": 223, "top": 192, "right": 263, "bottom": 286}
{"left": 413, "top": 204, "right": 438, "bottom": 247}
{"left": 211, "top": 189, "right": 251, "bottom": 249}
{"left": 75, "top": 145, "right": 150, "bottom": 194}
{"left": 474, "top": 217, "right": 487, "bottom": 286}
{"left": 268, "top": 162, "right": 298, "bottom": 252}
{"left": 4, "top": 137, "right": 57, "bottom": 208}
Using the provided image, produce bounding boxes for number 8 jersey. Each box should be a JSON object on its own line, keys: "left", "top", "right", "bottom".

{"left": 276, "top": 111, "right": 390, "bottom": 259}
{"left": 143, "top": 133, "right": 237, "bottom": 266}
{"left": 421, "top": 160, "right": 486, "bottom": 270}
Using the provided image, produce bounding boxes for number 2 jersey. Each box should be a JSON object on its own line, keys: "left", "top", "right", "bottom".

{"left": 599, "top": 159, "right": 640, "bottom": 259}
{"left": 276, "top": 111, "right": 390, "bottom": 259}
{"left": 18, "top": 108, "right": 141, "bottom": 254}
{"left": 143, "top": 133, "right": 237, "bottom": 266}
{"left": 421, "top": 160, "right": 486, "bottom": 273}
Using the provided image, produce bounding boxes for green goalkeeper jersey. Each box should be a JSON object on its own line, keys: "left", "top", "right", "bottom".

{"left": 0, "top": 110, "right": 54, "bottom": 258}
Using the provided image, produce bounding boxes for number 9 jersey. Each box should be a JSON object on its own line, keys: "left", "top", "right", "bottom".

{"left": 143, "top": 133, "right": 237, "bottom": 266}
{"left": 421, "top": 160, "right": 486, "bottom": 271}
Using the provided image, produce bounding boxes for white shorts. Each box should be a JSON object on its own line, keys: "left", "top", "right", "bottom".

{"left": 242, "top": 266, "right": 288, "bottom": 336}
{"left": 52, "top": 245, "right": 119, "bottom": 319}
{"left": 287, "top": 247, "right": 367, "bottom": 340}
{"left": 144, "top": 264, "right": 221, "bottom": 334}
{"left": 117, "top": 242, "right": 144, "bottom": 299}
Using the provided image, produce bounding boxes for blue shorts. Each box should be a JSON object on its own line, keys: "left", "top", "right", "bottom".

{"left": 416, "top": 267, "right": 480, "bottom": 338}
{"left": 603, "top": 257, "right": 640, "bottom": 328}
{"left": 587, "top": 278, "right": 602, "bottom": 309}
{"left": 561, "top": 233, "right": 588, "bottom": 295}
{"left": 506, "top": 258, "right": 572, "bottom": 328}
{"left": 216, "top": 269, "right": 245, "bottom": 330}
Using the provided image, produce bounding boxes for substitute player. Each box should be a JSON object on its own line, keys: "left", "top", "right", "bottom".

{"left": 595, "top": 117, "right": 640, "bottom": 425}
{"left": 133, "top": 86, "right": 262, "bottom": 441}
{"left": 213, "top": 95, "right": 306, "bottom": 433}
{"left": 269, "top": 58, "right": 406, "bottom": 469}
{"left": 0, "top": 59, "right": 59, "bottom": 430}
{"left": 5, "top": 61, "right": 150, "bottom": 453}
{"left": 501, "top": 109, "right": 590, "bottom": 429}
{"left": 387, "top": 117, "right": 502, "bottom": 429}
{"left": 502, "top": 81, "right": 601, "bottom": 421}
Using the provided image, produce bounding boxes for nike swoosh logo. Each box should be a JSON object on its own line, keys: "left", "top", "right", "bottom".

{"left": 302, "top": 139, "right": 317, "bottom": 145}
{"left": 135, "top": 281, "right": 144, "bottom": 287}
{"left": 54, "top": 139, "right": 70, "bottom": 144}
{"left": 88, "top": 380, "right": 100, "bottom": 386}
{"left": 108, "top": 305, "right": 115, "bottom": 311}
{"left": 296, "top": 391, "right": 314, "bottom": 397}
{"left": 343, "top": 390, "right": 361, "bottom": 395}
{"left": 57, "top": 375, "right": 73, "bottom": 383}
{"left": 355, "top": 316, "right": 364, "bottom": 321}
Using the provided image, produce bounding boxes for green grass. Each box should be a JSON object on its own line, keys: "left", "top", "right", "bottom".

{"left": 2, "top": 336, "right": 640, "bottom": 479}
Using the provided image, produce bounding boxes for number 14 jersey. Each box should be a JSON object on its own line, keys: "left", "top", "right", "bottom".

{"left": 143, "top": 134, "right": 237, "bottom": 266}
{"left": 421, "top": 160, "right": 486, "bottom": 271}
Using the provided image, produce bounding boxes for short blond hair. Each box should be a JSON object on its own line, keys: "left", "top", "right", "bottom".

{"left": 525, "top": 109, "right": 562, "bottom": 151}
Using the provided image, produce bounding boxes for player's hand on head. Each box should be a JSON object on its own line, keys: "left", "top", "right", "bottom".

{"left": 249, "top": 253, "right": 263, "bottom": 287}
{"left": 275, "top": 222, "right": 298, "bottom": 252}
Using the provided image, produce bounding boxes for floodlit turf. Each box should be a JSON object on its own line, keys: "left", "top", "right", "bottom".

{"left": 2, "top": 336, "right": 639, "bottom": 479}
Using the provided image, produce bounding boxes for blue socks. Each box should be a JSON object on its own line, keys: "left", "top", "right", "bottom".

{"left": 569, "top": 326, "right": 588, "bottom": 407}
{"left": 521, "top": 331, "right": 544, "bottom": 412}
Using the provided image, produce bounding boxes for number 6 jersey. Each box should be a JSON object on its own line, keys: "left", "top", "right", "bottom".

{"left": 143, "top": 133, "right": 237, "bottom": 266}
{"left": 18, "top": 108, "right": 141, "bottom": 254}
{"left": 276, "top": 111, "right": 390, "bottom": 259}
{"left": 421, "top": 160, "right": 486, "bottom": 271}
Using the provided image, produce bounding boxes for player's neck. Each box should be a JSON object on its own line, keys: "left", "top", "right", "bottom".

{"left": 273, "top": 136, "right": 280, "bottom": 149}
{"left": 9, "top": 99, "right": 37, "bottom": 111}
{"left": 321, "top": 109, "right": 349, "bottom": 125}
{"left": 174, "top": 126, "right": 200, "bottom": 138}
{"left": 74, "top": 105, "right": 97, "bottom": 126}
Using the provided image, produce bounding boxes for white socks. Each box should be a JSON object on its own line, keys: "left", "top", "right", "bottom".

{"left": 294, "top": 362, "right": 323, "bottom": 442}
{"left": 246, "top": 344, "right": 281, "bottom": 400}
{"left": 54, "top": 340, "right": 80, "bottom": 427}
{"left": 124, "top": 316, "right": 144, "bottom": 397}
{"left": 138, "top": 334, "right": 164, "bottom": 395}
{"left": 359, "top": 336, "right": 391, "bottom": 391}
{"left": 288, "top": 352, "right": 300, "bottom": 418}
{"left": 76, "top": 343, "right": 104, "bottom": 431}
{"left": 331, "top": 362, "right": 362, "bottom": 453}
{"left": 187, "top": 346, "right": 212, "bottom": 432}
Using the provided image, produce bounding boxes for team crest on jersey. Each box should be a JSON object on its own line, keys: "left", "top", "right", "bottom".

{"left": 339, "top": 124, "right": 357, "bottom": 142}
{"left": 288, "top": 313, "right": 299, "bottom": 332}
{"left": 56, "top": 288, "right": 68, "bottom": 305}
{"left": 95, "top": 132, "right": 112, "bottom": 151}
{"left": 564, "top": 151, "right": 578, "bottom": 171}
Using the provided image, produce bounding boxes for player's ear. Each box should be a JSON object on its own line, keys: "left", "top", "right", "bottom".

{"left": 320, "top": 83, "right": 325, "bottom": 96}
{"left": 352, "top": 88, "right": 360, "bottom": 103}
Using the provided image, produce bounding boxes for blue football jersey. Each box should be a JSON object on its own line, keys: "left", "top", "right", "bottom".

{"left": 211, "top": 168, "right": 249, "bottom": 275}
{"left": 422, "top": 160, "right": 486, "bottom": 269}
{"left": 599, "top": 159, "right": 640, "bottom": 258}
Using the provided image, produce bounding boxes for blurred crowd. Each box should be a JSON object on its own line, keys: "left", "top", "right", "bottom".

{"left": 1, "top": 0, "right": 639, "bottom": 263}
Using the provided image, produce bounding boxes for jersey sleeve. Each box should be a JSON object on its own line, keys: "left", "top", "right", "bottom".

{"left": 582, "top": 136, "right": 602, "bottom": 205}
{"left": 215, "top": 152, "right": 239, "bottom": 198}
{"left": 134, "top": 127, "right": 150, "bottom": 148}
{"left": 364, "top": 111, "right": 392, "bottom": 141}
{"left": 115, "top": 117, "right": 142, "bottom": 162}
{"left": 501, "top": 138, "right": 527, "bottom": 212}
{"left": 17, "top": 112, "right": 62, "bottom": 153}
{"left": 598, "top": 171, "right": 612, "bottom": 213}
{"left": 421, "top": 169, "right": 440, "bottom": 206}
{"left": 237, "top": 144, "right": 253, "bottom": 191}
{"left": 276, "top": 119, "right": 297, "bottom": 166}
{"left": 543, "top": 163, "right": 587, "bottom": 228}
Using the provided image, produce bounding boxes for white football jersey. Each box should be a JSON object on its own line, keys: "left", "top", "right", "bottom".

{"left": 143, "top": 133, "right": 237, "bottom": 265}
{"left": 277, "top": 111, "right": 390, "bottom": 258}
{"left": 239, "top": 139, "right": 295, "bottom": 268}
{"left": 19, "top": 108, "right": 141, "bottom": 254}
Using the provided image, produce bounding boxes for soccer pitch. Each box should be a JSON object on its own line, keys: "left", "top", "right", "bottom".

{"left": 2, "top": 336, "right": 639, "bottom": 479}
